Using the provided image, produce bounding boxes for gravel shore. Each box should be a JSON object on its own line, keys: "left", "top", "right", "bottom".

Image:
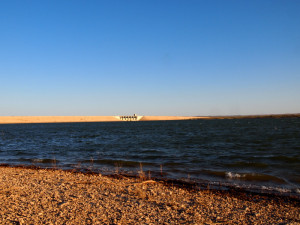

{"left": 0, "top": 166, "right": 299, "bottom": 224}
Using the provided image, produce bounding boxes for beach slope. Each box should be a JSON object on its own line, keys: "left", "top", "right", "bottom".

{"left": 0, "top": 167, "right": 299, "bottom": 224}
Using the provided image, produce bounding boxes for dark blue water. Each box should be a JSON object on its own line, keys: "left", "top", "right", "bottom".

{"left": 0, "top": 118, "right": 299, "bottom": 196}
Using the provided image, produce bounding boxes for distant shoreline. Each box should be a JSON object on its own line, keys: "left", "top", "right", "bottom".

{"left": 205, "top": 113, "right": 300, "bottom": 120}
{"left": 0, "top": 114, "right": 299, "bottom": 124}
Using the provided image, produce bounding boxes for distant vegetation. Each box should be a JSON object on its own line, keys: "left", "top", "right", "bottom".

{"left": 203, "top": 113, "right": 300, "bottom": 120}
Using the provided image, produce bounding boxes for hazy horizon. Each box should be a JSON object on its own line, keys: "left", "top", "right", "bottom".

{"left": 1, "top": 0, "right": 299, "bottom": 116}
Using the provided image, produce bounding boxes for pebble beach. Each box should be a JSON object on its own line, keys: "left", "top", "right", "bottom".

{"left": 0, "top": 166, "right": 299, "bottom": 224}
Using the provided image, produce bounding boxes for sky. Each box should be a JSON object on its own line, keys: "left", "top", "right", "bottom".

{"left": 0, "top": 0, "right": 299, "bottom": 116}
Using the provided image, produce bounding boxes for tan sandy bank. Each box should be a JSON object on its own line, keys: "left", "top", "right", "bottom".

{"left": 140, "top": 116, "right": 208, "bottom": 121}
{"left": 0, "top": 166, "right": 299, "bottom": 224}
{"left": 0, "top": 114, "right": 299, "bottom": 124}
{"left": 0, "top": 116, "right": 207, "bottom": 124}
{"left": 0, "top": 116, "right": 120, "bottom": 124}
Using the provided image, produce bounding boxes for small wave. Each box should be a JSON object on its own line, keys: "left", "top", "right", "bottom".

{"left": 164, "top": 162, "right": 183, "bottom": 167}
{"left": 226, "top": 172, "right": 287, "bottom": 184}
{"left": 261, "top": 186, "right": 291, "bottom": 194}
{"left": 202, "top": 170, "right": 226, "bottom": 177}
{"left": 271, "top": 155, "right": 300, "bottom": 163}
{"left": 32, "top": 158, "right": 59, "bottom": 164}
{"left": 139, "top": 149, "right": 162, "bottom": 154}
{"left": 76, "top": 134, "right": 100, "bottom": 139}
{"left": 14, "top": 150, "right": 28, "bottom": 156}
{"left": 81, "top": 159, "right": 154, "bottom": 167}
{"left": 203, "top": 170, "right": 287, "bottom": 184}
{"left": 17, "top": 158, "right": 33, "bottom": 162}
{"left": 226, "top": 172, "right": 246, "bottom": 179}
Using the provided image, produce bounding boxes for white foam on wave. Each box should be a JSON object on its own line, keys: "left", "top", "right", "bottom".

{"left": 261, "top": 185, "right": 290, "bottom": 193}
{"left": 226, "top": 172, "right": 246, "bottom": 179}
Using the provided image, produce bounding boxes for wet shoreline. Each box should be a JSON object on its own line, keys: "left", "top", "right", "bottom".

{"left": 2, "top": 163, "right": 299, "bottom": 201}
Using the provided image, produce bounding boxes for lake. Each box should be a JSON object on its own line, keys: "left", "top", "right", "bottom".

{"left": 0, "top": 117, "right": 299, "bottom": 196}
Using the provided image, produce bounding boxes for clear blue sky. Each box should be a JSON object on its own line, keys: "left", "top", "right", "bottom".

{"left": 1, "top": 0, "right": 299, "bottom": 116}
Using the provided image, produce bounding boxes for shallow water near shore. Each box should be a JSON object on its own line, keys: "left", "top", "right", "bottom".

{"left": 0, "top": 118, "right": 299, "bottom": 196}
